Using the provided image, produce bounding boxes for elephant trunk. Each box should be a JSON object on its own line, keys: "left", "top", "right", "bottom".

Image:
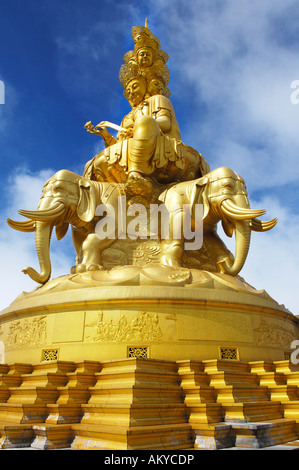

{"left": 218, "top": 219, "right": 251, "bottom": 276}
{"left": 22, "top": 221, "right": 53, "bottom": 284}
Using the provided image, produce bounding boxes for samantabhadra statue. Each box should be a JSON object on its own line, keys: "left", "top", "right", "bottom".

{"left": 7, "top": 20, "right": 277, "bottom": 285}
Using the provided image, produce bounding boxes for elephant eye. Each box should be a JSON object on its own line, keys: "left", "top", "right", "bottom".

{"left": 54, "top": 185, "right": 64, "bottom": 193}
{"left": 221, "top": 180, "right": 232, "bottom": 188}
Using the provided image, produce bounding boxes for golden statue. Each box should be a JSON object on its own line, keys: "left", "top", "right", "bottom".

{"left": 4, "top": 25, "right": 299, "bottom": 449}
{"left": 7, "top": 20, "right": 277, "bottom": 285}
{"left": 83, "top": 20, "right": 208, "bottom": 184}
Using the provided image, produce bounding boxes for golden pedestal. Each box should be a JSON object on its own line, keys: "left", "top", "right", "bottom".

{"left": 0, "top": 267, "right": 299, "bottom": 449}
{"left": 0, "top": 267, "right": 297, "bottom": 364}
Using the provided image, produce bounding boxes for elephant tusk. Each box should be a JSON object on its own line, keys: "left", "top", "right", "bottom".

{"left": 7, "top": 218, "right": 35, "bottom": 232}
{"left": 250, "top": 217, "right": 277, "bottom": 232}
{"left": 18, "top": 202, "right": 65, "bottom": 221}
{"left": 221, "top": 199, "right": 266, "bottom": 220}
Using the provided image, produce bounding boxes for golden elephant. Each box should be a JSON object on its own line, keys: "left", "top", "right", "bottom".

{"left": 158, "top": 167, "right": 277, "bottom": 276}
{"left": 7, "top": 170, "right": 125, "bottom": 283}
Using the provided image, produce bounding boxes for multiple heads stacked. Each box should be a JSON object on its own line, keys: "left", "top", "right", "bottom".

{"left": 119, "top": 20, "right": 171, "bottom": 107}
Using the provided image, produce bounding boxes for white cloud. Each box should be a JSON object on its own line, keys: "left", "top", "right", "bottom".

{"left": 156, "top": 0, "right": 299, "bottom": 188}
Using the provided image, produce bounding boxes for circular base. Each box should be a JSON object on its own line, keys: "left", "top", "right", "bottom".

{"left": 0, "top": 267, "right": 298, "bottom": 363}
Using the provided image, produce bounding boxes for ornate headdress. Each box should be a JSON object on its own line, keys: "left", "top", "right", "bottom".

{"left": 119, "top": 19, "right": 171, "bottom": 97}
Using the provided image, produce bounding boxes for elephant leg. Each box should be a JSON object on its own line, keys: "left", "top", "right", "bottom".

{"left": 205, "top": 231, "right": 234, "bottom": 271}
{"left": 160, "top": 239, "right": 184, "bottom": 268}
{"left": 75, "top": 233, "right": 116, "bottom": 272}
{"left": 70, "top": 228, "right": 87, "bottom": 273}
{"left": 160, "top": 209, "right": 185, "bottom": 268}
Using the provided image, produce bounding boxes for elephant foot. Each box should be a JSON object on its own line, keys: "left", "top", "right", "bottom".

{"left": 87, "top": 264, "right": 104, "bottom": 271}
{"left": 70, "top": 264, "right": 104, "bottom": 274}
{"left": 70, "top": 266, "right": 77, "bottom": 274}
{"left": 160, "top": 240, "right": 184, "bottom": 269}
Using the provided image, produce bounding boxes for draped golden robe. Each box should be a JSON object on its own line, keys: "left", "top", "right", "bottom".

{"left": 84, "top": 94, "right": 209, "bottom": 184}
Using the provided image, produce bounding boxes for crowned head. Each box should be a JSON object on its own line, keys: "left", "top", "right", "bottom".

{"left": 119, "top": 20, "right": 171, "bottom": 99}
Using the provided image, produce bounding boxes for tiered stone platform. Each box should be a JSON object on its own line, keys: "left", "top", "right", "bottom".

{"left": 0, "top": 358, "right": 299, "bottom": 449}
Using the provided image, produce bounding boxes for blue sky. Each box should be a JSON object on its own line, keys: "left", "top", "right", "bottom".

{"left": 0, "top": 0, "right": 299, "bottom": 314}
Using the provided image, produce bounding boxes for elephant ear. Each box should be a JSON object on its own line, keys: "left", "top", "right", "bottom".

{"left": 77, "top": 179, "right": 96, "bottom": 222}
{"left": 56, "top": 222, "right": 69, "bottom": 240}
{"left": 191, "top": 176, "right": 210, "bottom": 220}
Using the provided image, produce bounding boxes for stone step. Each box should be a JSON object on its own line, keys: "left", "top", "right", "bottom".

{"left": 180, "top": 387, "right": 216, "bottom": 404}
{"left": 80, "top": 402, "right": 188, "bottom": 427}
{"left": 215, "top": 386, "right": 270, "bottom": 403}
{"left": 187, "top": 403, "right": 224, "bottom": 424}
{"left": 92, "top": 371, "right": 180, "bottom": 390}
{"left": 71, "top": 422, "right": 193, "bottom": 450}
{"left": 256, "top": 372, "right": 288, "bottom": 386}
{"left": 0, "top": 422, "right": 34, "bottom": 449}
{"left": 29, "top": 362, "right": 76, "bottom": 376}
{"left": 222, "top": 401, "right": 284, "bottom": 422}
{"left": 0, "top": 374, "right": 23, "bottom": 388}
{"left": 45, "top": 404, "right": 83, "bottom": 424}
{"left": 64, "top": 373, "right": 97, "bottom": 388}
{"left": 283, "top": 372, "right": 299, "bottom": 386}
{"left": 56, "top": 387, "right": 90, "bottom": 404}
{"left": 274, "top": 361, "right": 299, "bottom": 374}
{"left": 231, "top": 418, "right": 298, "bottom": 449}
{"left": 7, "top": 387, "right": 59, "bottom": 404}
{"left": 31, "top": 424, "right": 73, "bottom": 449}
{"left": 19, "top": 373, "right": 68, "bottom": 388}
{"left": 207, "top": 371, "right": 259, "bottom": 388}
{"left": 87, "top": 386, "right": 184, "bottom": 404}
{"left": 7, "top": 364, "right": 33, "bottom": 376}
{"left": 192, "top": 422, "right": 235, "bottom": 449}
{"left": 267, "top": 385, "right": 299, "bottom": 402}
{"left": 0, "top": 403, "right": 48, "bottom": 424}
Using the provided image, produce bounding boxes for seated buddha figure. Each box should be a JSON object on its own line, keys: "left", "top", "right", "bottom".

{"left": 83, "top": 22, "right": 209, "bottom": 185}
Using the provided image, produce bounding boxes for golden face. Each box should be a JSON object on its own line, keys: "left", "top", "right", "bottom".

{"left": 125, "top": 78, "right": 147, "bottom": 106}
{"left": 137, "top": 48, "right": 153, "bottom": 67}
{"left": 148, "top": 78, "right": 164, "bottom": 96}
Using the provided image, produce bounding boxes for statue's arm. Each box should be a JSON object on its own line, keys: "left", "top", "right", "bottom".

{"left": 84, "top": 121, "right": 117, "bottom": 147}
{"left": 99, "top": 127, "right": 117, "bottom": 147}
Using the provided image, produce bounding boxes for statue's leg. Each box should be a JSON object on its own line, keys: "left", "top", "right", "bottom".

{"left": 128, "top": 115, "right": 161, "bottom": 177}
{"left": 92, "top": 154, "right": 109, "bottom": 182}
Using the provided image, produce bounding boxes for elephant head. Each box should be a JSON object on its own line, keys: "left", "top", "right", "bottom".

{"left": 7, "top": 170, "right": 101, "bottom": 284}
{"left": 193, "top": 167, "right": 277, "bottom": 276}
